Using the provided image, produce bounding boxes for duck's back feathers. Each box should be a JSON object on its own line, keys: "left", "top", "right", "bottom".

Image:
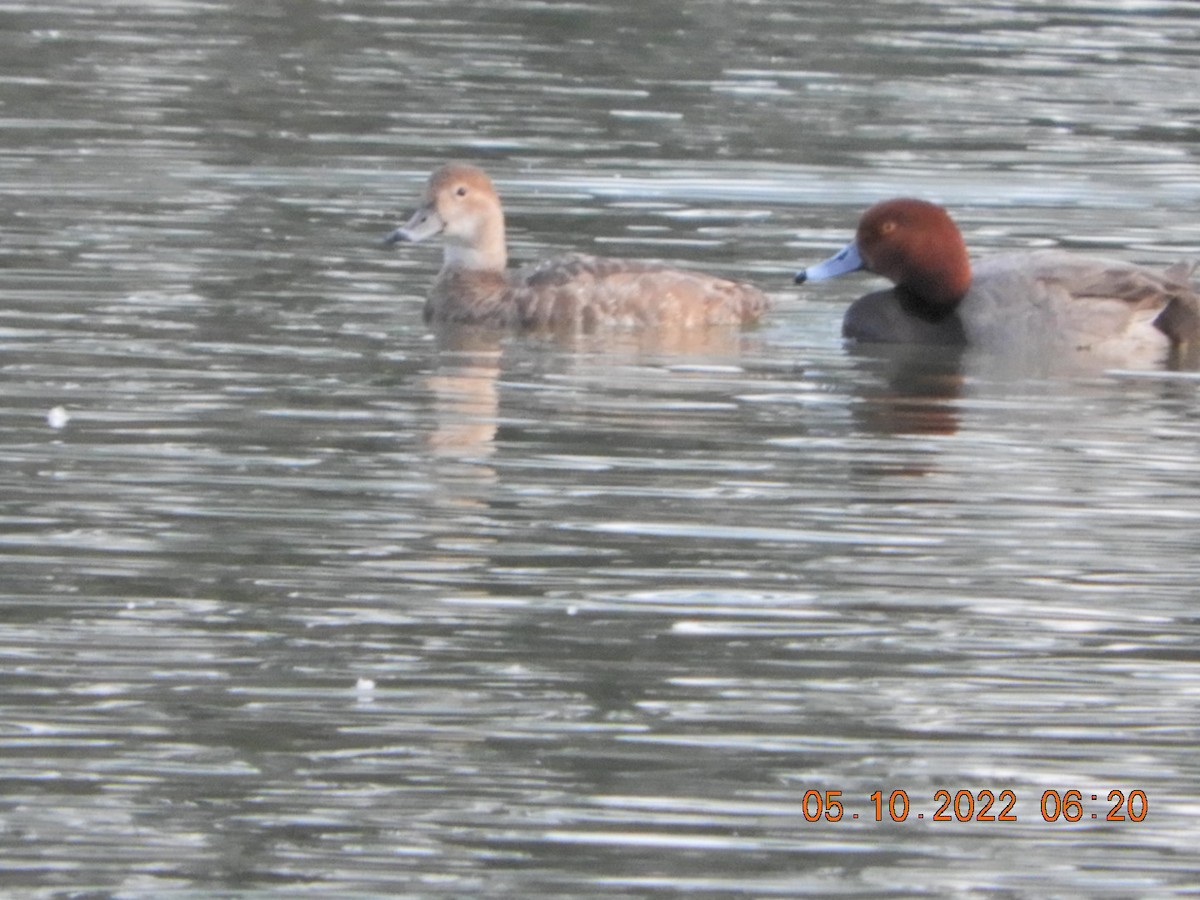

{"left": 514, "top": 254, "right": 768, "bottom": 331}
{"left": 426, "top": 253, "right": 768, "bottom": 331}
{"left": 965, "top": 250, "right": 1199, "bottom": 356}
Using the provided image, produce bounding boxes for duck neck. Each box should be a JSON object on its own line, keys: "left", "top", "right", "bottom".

{"left": 441, "top": 215, "right": 508, "bottom": 275}
{"left": 895, "top": 283, "right": 961, "bottom": 322}
{"left": 901, "top": 263, "right": 971, "bottom": 315}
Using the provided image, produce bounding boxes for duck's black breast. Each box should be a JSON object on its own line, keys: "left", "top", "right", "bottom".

{"left": 842, "top": 288, "right": 967, "bottom": 345}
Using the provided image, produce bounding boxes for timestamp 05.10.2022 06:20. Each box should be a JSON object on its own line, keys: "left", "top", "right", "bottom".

{"left": 799, "top": 789, "right": 1148, "bottom": 824}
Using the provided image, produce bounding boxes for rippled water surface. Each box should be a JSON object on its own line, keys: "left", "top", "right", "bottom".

{"left": 3, "top": 1, "right": 1200, "bottom": 896}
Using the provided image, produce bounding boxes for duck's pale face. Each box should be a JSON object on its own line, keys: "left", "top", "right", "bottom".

{"left": 427, "top": 167, "right": 499, "bottom": 246}
{"left": 388, "top": 164, "right": 507, "bottom": 271}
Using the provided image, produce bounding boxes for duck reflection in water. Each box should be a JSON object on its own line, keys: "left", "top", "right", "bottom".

{"left": 420, "top": 322, "right": 769, "bottom": 463}
{"left": 385, "top": 163, "right": 770, "bottom": 333}
{"left": 423, "top": 328, "right": 504, "bottom": 460}
{"left": 847, "top": 343, "right": 966, "bottom": 447}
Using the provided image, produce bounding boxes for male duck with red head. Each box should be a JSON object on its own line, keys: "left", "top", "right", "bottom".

{"left": 387, "top": 163, "right": 769, "bottom": 332}
{"left": 797, "top": 198, "right": 1199, "bottom": 365}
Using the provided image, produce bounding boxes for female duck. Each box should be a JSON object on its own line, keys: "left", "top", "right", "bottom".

{"left": 386, "top": 164, "right": 769, "bottom": 331}
{"left": 796, "top": 199, "right": 1199, "bottom": 364}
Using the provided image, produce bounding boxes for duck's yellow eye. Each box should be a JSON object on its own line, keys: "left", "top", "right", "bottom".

{"left": 880, "top": 220, "right": 897, "bottom": 235}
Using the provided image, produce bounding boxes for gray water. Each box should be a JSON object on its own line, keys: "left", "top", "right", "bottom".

{"left": 3, "top": 1, "right": 1200, "bottom": 897}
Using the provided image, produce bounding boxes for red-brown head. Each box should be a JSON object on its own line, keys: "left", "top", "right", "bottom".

{"left": 854, "top": 199, "right": 972, "bottom": 309}
{"left": 797, "top": 198, "right": 972, "bottom": 312}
